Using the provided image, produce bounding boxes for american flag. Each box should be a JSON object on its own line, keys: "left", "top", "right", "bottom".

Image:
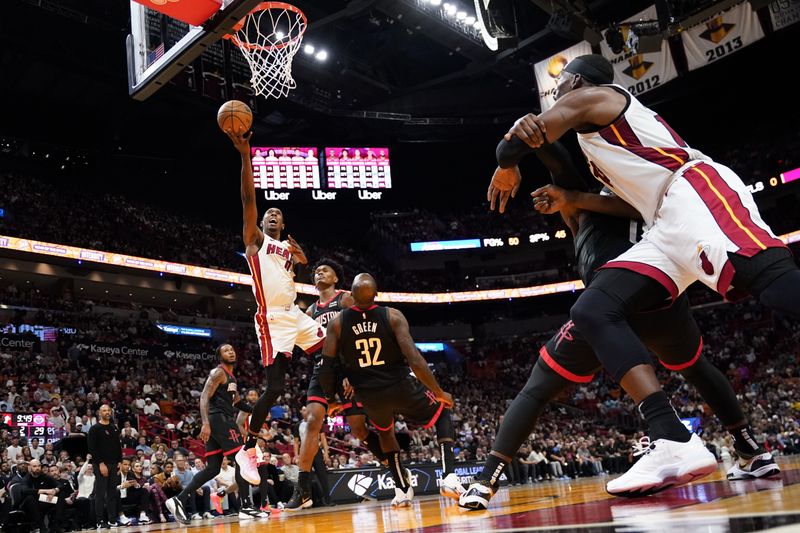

{"left": 147, "top": 42, "right": 165, "bottom": 65}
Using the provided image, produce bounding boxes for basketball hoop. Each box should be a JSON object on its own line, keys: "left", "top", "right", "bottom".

{"left": 225, "top": 2, "right": 307, "bottom": 99}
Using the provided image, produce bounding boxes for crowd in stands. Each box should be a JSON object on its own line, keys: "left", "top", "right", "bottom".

{"left": 0, "top": 280, "right": 798, "bottom": 529}
{"left": 3, "top": 127, "right": 798, "bottom": 294}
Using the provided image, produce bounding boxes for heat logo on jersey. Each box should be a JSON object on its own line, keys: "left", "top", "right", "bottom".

{"left": 697, "top": 244, "right": 715, "bottom": 276}
{"left": 264, "top": 242, "right": 293, "bottom": 272}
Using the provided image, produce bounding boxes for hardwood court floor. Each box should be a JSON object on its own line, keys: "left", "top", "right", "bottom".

{"left": 88, "top": 456, "right": 800, "bottom": 533}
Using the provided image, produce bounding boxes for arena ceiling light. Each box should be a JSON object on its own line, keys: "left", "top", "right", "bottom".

{"left": 415, "top": 0, "right": 483, "bottom": 43}
{"left": 473, "top": 0, "right": 517, "bottom": 51}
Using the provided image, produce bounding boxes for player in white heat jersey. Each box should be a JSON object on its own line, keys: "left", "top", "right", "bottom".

{"left": 492, "top": 54, "right": 800, "bottom": 497}
{"left": 226, "top": 131, "right": 325, "bottom": 487}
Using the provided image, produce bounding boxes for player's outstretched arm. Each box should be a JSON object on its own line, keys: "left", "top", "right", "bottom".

{"left": 199, "top": 368, "right": 225, "bottom": 443}
{"left": 227, "top": 131, "right": 264, "bottom": 255}
{"left": 531, "top": 184, "right": 641, "bottom": 220}
{"left": 388, "top": 308, "right": 453, "bottom": 408}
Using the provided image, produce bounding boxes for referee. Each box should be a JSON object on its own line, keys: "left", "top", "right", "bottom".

{"left": 87, "top": 404, "right": 122, "bottom": 528}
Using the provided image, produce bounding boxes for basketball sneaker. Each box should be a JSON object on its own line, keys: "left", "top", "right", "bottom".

{"left": 726, "top": 452, "right": 781, "bottom": 480}
{"left": 283, "top": 485, "right": 313, "bottom": 511}
{"left": 439, "top": 472, "right": 466, "bottom": 501}
{"left": 238, "top": 506, "right": 270, "bottom": 520}
{"left": 165, "top": 496, "right": 190, "bottom": 525}
{"left": 210, "top": 490, "right": 224, "bottom": 514}
{"left": 391, "top": 485, "right": 414, "bottom": 507}
{"left": 235, "top": 447, "right": 261, "bottom": 485}
{"left": 458, "top": 479, "right": 499, "bottom": 511}
{"left": 606, "top": 434, "right": 717, "bottom": 497}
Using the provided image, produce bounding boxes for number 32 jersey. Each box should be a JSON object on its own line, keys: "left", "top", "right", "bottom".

{"left": 338, "top": 305, "right": 409, "bottom": 391}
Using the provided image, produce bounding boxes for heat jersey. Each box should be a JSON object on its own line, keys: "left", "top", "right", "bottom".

{"left": 338, "top": 306, "right": 410, "bottom": 391}
{"left": 209, "top": 365, "right": 237, "bottom": 418}
{"left": 246, "top": 234, "right": 297, "bottom": 309}
{"left": 576, "top": 85, "right": 709, "bottom": 226}
{"left": 308, "top": 290, "right": 347, "bottom": 328}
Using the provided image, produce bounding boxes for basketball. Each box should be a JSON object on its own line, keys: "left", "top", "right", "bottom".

{"left": 217, "top": 100, "right": 253, "bottom": 134}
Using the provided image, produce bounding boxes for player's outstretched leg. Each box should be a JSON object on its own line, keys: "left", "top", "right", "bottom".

{"left": 285, "top": 403, "right": 326, "bottom": 511}
{"left": 432, "top": 410, "right": 464, "bottom": 501}
{"left": 237, "top": 354, "right": 290, "bottom": 485}
{"left": 460, "top": 360, "right": 569, "bottom": 510}
{"left": 167, "top": 454, "right": 224, "bottom": 524}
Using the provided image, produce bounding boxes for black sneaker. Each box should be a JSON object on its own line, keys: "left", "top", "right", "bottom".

{"left": 165, "top": 496, "right": 190, "bottom": 525}
{"left": 238, "top": 506, "right": 270, "bottom": 520}
{"left": 727, "top": 452, "right": 781, "bottom": 480}
{"left": 458, "top": 478, "right": 500, "bottom": 511}
{"left": 283, "top": 485, "right": 313, "bottom": 511}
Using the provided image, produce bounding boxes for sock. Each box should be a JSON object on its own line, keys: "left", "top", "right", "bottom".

{"left": 387, "top": 451, "right": 409, "bottom": 491}
{"left": 477, "top": 454, "right": 506, "bottom": 486}
{"left": 298, "top": 471, "right": 311, "bottom": 493}
{"left": 638, "top": 391, "right": 691, "bottom": 443}
{"left": 364, "top": 431, "right": 386, "bottom": 461}
{"left": 245, "top": 435, "right": 259, "bottom": 449}
{"left": 440, "top": 441, "right": 455, "bottom": 475}
{"left": 729, "top": 424, "right": 762, "bottom": 459}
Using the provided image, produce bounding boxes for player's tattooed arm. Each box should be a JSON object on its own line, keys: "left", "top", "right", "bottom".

{"left": 199, "top": 368, "right": 225, "bottom": 443}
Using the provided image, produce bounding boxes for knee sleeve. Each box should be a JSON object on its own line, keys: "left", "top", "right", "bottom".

{"left": 434, "top": 409, "right": 455, "bottom": 441}
{"left": 570, "top": 288, "right": 654, "bottom": 382}
{"left": 756, "top": 268, "right": 800, "bottom": 317}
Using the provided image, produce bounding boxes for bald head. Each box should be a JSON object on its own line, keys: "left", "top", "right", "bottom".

{"left": 351, "top": 273, "right": 377, "bottom": 307}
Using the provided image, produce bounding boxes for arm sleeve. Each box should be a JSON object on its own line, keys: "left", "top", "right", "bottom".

{"left": 496, "top": 136, "right": 589, "bottom": 192}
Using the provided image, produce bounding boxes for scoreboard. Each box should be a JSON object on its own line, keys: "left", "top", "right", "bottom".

{"left": 1, "top": 412, "right": 64, "bottom": 444}
{"left": 251, "top": 146, "right": 391, "bottom": 201}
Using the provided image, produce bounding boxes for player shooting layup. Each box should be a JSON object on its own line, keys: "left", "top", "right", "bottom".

{"left": 227, "top": 131, "right": 325, "bottom": 485}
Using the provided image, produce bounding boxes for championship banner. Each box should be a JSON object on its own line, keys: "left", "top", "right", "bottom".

{"left": 599, "top": 5, "right": 678, "bottom": 97}
{"left": 325, "top": 461, "right": 506, "bottom": 504}
{"left": 768, "top": 0, "right": 800, "bottom": 31}
{"left": 682, "top": 1, "right": 764, "bottom": 71}
{"left": 534, "top": 41, "right": 592, "bottom": 112}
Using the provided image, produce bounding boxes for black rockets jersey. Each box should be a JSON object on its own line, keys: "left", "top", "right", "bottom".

{"left": 209, "top": 365, "right": 237, "bottom": 418}
{"left": 574, "top": 212, "right": 644, "bottom": 286}
{"left": 308, "top": 290, "right": 347, "bottom": 327}
{"left": 338, "top": 305, "right": 410, "bottom": 390}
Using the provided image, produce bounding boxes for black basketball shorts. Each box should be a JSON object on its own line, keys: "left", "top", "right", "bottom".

{"left": 206, "top": 413, "right": 244, "bottom": 457}
{"left": 307, "top": 358, "right": 365, "bottom": 417}
{"left": 355, "top": 376, "right": 444, "bottom": 432}
{"left": 541, "top": 293, "right": 703, "bottom": 382}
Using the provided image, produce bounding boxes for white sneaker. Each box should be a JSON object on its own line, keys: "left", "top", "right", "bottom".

{"left": 202, "top": 511, "right": 215, "bottom": 519}
{"left": 391, "top": 485, "right": 414, "bottom": 507}
{"left": 606, "top": 434, "right": 717, "bottom": 497}
{"left": 458, "top": 479, "right": 498, "bottom": 510}
{"left": 138, "top": 511, "right": 151, "bottom": 524}
{"left": 439, "top": 472, "right": 466, "bottom": 501}
{"left": 117, "top": 514, "right": 131, "bottom": 526}
{"left": 191, "top": 513, "right": 202, "bottom": 520}
{"left": 727, "top": 452, "right": 781, "bottom": 480}
{"left": 235, "top": 447, "right": 261, "bottom": 485}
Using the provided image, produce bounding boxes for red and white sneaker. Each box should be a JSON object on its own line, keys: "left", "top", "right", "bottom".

{"left": 235, "top": 447, "right": 261, "bottom": 485}
{"left": 606, "top": 434, "right": 717, "bottom": 497}
{"left": 210, "top": 491, "right": 223, "bottom": 515}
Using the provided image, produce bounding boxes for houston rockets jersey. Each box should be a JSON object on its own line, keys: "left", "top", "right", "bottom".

{"left": 576, "top": 85, "right": 709, "bottom": 226}
{"left": 246, "top": 235, "right": 296, "bottom": 309}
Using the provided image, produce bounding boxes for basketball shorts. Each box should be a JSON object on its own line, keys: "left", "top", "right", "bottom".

{"left": 540, "top": 294, "right": 703, "bottom": 383}
{"left": 306, "top": 358, "right": 365, "bottom": 417}
{"left": 205, "top": 413, "right": 244, "bottom": 457}
{"left": 253, "top": 304, "right": 325, "bottom": 366}
{"left": 355, "top": 376, "right": 444, "bottom": 432}
{"left": 603, "top": 161, "right": 786, "bottom": 302}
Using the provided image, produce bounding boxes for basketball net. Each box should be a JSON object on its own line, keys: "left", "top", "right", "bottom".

{"left": 228, "top": 2, "right": 307, "bottom": 100}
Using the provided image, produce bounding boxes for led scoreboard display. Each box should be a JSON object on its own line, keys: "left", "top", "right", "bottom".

{"left": 251, "top": 147, "right": 321, "bottom": 190}
{"left": 250, "top": 146, "right": 391, "bottom": 201}
{"left": 324, "top": 147, "right": 392, "bottom": 189}
{"left": 1, "top": 412, "right": 63, "bottom": 443}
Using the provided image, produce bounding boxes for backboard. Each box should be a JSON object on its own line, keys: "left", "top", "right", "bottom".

{"left": 126, "top": 0, "right": 262, "bottom": 101}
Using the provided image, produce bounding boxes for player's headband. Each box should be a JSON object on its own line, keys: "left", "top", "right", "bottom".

{"left": 563, "top": 55, "right": 614, "bottom": 85}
